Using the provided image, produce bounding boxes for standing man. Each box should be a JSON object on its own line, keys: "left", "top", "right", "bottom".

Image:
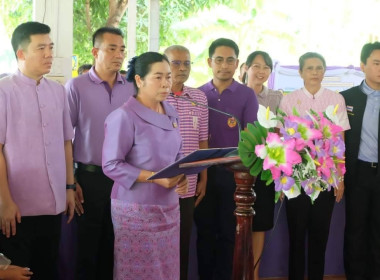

{"left": 65, "top": 27, "right": 135, "bottom": 280}
{"left": 0, "top": 21, "right": 75, "bottom": 280}
{"left": 164, "top": 45, "right": 209, "bottom": 280}
{"left": 342, "top": 41, "right": 380, "bottom": 280}
{"left": 194, "top": 38, "right": 258, "bottom": 280}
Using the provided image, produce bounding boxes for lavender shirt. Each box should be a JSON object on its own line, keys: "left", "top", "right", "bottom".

{"left": 102, "top": 97, "right": 183, "bottom": 206}
{"left": 66, "top": 67, "right": 135, "bottom": 166}
{"left": 0, "top": 70, "right": 74, "bottom": 216}
{"left": 199, "top": 79, "right": 259, "bottom": 148}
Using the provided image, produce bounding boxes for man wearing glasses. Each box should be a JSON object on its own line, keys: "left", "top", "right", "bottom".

{"left": 164, "top": 45, "right": 209, "bottom": 280}
{"left": 65, "top": 27, "right": 135, "bottom": 280}
{"left": 194, "top": 38, "right": 258, "bottom": 280}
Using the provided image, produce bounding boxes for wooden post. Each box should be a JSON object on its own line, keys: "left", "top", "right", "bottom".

{"left": 231, "top": 169, "right": 256, "bottom": 280}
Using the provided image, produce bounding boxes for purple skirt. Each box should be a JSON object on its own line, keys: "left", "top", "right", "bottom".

{"left": 111, "top": 199, "right": 180, "bottom": 280}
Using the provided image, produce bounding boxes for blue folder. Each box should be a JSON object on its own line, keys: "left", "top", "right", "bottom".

{"left": 148, "top": 147, "right": 237, "bottom": 179}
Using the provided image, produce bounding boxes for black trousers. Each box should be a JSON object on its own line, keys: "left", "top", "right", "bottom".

{"left": 344, "top": 162, "right": 380, "bottom": 280}
{"left": 75, "top": 170, "right": 114, "bottom": 280}
{"left": 286, "top": 189, "right": 335, "bottom": 280}
{"left": 179, "top": 196, "right": 195, "bottom": 280}
{"left": 0, "top": 214, "right": 61, "bottom": 280}
{"left": 194, "top": 166, "right": 236, "bottom": 280}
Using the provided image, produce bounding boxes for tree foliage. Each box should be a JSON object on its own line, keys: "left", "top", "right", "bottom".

{"left": 0, "top": 0, "right": 33, "bottom": 39}
{"left": 73, "top": 0, "right": 230, "bottom": 66}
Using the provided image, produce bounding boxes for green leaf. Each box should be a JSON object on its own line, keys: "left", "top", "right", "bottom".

{"left": 274, "top": 191, "right": 281, "bottom": 203}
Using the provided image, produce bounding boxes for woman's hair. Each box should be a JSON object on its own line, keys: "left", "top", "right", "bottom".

{"left": 299, "top": 52, "right": 326, "bottom": 72}
{"left": 126, "top": 52, "right": 169, "bottom": 92}
{"left": 245, "top": 51, "right": 273, "bottom": 70}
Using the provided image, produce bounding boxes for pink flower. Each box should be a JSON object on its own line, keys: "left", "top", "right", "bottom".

{"left": 255, "top": 133, "right": 302, "bottom": 180}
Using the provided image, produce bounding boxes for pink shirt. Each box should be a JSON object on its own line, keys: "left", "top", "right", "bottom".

{"left": 166, "top": 86, "right": 209, "bottom": 197}
{"left": 0, "top": 70, "right": 74, "bottom": 216}
{"left": 279, "top": 87, "right": 350, "bottom": 131}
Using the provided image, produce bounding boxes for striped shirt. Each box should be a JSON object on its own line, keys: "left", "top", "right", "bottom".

{"left": 166, "top": 86, "right": 209, "bottom": 198}
{"left": 279, "top": 87, "right": 350, "bottom": 131}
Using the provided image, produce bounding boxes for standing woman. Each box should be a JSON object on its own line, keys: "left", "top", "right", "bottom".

{"left": 245, "top": 51, "right": 282, "bottom": 280}
{"left": 279, "top": 52, "right": 349, "bottom": 280}
{"left": 102, "top": 52, "right": 188, "bottom": 280}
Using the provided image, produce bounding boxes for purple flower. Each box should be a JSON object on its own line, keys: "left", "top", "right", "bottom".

{"left": 328, "top": 139, "right": 345, "bottom": 158}
{"left": 275, "top": 176, "right": 295, "bottom": 191}
{"left": 301, "top": 178, "right": 319, "bottom": 195}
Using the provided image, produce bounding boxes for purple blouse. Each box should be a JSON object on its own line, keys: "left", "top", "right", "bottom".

{"left": 102, "top": 97, "right": 183, "bottom": 206}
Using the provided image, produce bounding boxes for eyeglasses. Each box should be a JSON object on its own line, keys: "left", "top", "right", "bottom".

{"left": 170, "top": 60, "right": 192, "bottom": 68}
{"left": 211, "top": 56, "right": 237, "bottom": 65}
{"left": 304, "top": 66, "right": 324, "bottom": 73}
{"left": 251, "top": 64, "right": 271, "bottom": 72}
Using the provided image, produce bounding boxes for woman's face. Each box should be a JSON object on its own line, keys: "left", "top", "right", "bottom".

{"left": 136, "top": 61, "right": 172, "bottom": 103}
{"left": 246, "top": 55, "right": 271, "bottom": 87}
{"left": 299, "top": 57, "right": 325, "bottom": 89}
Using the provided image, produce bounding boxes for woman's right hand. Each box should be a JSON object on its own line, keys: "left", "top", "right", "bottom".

{"left": 154, "top": 174, "right": 185, "bottom": 189}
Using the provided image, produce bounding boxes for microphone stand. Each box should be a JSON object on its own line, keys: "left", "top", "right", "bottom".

{"left": 169, "top": 92, "right": 242, "bottom": 142}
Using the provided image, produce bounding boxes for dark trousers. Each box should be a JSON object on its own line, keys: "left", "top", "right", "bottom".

{"left": 194, "top": 166, "right": 236, "bottom": 280}
{"left": 75, "top": 170, "right": 114, "bottom": 280}
{"left": 286, "top": 190, "right": 335, "bottom": 280}
{"left": 179, "top": 196, "right": 195, "bottom": 280}
{"left": 344, "top": 162, "right": 380, "bottom": 280}
{"left": 0, "top": 215, "right": 61, "bottom": 280}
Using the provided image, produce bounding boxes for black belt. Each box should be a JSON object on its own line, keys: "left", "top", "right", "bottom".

{"left": 77, "top": 163, "right": 103, "bottom": 173}
{"left": 357, "top": 159, "right": 378, "bottom": 169}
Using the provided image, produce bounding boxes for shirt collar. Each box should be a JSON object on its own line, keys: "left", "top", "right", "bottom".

{"left": 15, "top": 69, "right": 46, "bottom": 86}
{"left": 302, "top": 86, "right": 324, "bottom": 99}
{"left": 206, "top": 79, "right": 238, "bottom": 93}
{"left": 360, "top": 80, "right": 380, "bottom": 96}
{"left": 88, "top": 66, "right": 125, "bottom": 85}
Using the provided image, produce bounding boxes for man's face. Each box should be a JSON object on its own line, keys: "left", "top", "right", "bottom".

{"left": 361, "top": 49, "right": 380, "bottom": 89}
{"left": 92, "top": 33, "right": 125, "bottom": 73}
{"left": 208, "top": 46, "right": 239, "bottom": 82}
{"left": 17, "top": 33, "right": 53, "bottom": 80}
{"left": 165, "top": 49, "right": 191, "bottom": 87}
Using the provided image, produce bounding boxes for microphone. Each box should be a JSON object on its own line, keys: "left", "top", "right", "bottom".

{"left": 169, "top": 92, "right": 242, "bottom": 141}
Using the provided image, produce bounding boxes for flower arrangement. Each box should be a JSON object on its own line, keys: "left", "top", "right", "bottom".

{"left": 238, "top": 104, "right": 345, "bottom": 202}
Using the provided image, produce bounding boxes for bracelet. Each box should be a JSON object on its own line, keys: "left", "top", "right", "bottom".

{"left": 66, "top": 184, "right": 76, "bottom": 191}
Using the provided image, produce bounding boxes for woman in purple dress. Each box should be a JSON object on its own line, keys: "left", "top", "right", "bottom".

{"left": 102, "top": 52, "right": 188, "bottom": 280}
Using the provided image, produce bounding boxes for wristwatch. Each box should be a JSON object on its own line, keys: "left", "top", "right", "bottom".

{"left": 66, "top": 184, "right": 76, "bottom": 191}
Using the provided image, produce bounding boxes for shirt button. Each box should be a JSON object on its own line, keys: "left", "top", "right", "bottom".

{"left": 40, "top": 104, "right": 45, "bottom": 108}
{"left": 43, "top": 123, "right": 48, "bottom": 127}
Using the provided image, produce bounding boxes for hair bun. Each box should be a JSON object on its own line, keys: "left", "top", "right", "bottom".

{"left": 126, "top": 56, "right": 138, "bottom": 82}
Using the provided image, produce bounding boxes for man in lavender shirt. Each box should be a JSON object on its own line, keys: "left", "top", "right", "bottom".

{"left": 65, "top": 27, "right": 135, "bottom": 280}
{"left": 0, "top": 21, "right": 75, "bottom": 280}
{"left": 194, "top": 38, "right": 258, "bottom": 280}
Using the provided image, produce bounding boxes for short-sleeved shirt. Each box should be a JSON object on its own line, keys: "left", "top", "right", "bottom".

{"left": 166, "top": 86, "right": 209, "bottom": 198}
{"left": 102, "top": 97, "right": 183, "bottom": 206}
{"left": 256, "top": 86, "right": 283, "bottom": 114}
{"left": 279, "top": 87, "right": 350, "bottom": 131}
{"left": 0, "top": 70, "right": 74, "bottom": 216}
{"left": 65, "top": 67, "right": 135, "bottom": 166}
{"left": 199, "top": 79, "right": 258, "bottom": 148}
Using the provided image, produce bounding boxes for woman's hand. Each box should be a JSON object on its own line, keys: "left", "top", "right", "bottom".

{"left": 175, "top": 175, "right": 188, "bottom": 195}
{"left": 154, "top": 174, "right": 185, "bottom": 189}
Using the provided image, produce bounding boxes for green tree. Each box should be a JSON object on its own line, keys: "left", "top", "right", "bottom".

{"left": 0, "top": 0, "right": 33, "bottom": 39}
{"left": 73, "top": 0, "right": 230, "bottom": 66}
